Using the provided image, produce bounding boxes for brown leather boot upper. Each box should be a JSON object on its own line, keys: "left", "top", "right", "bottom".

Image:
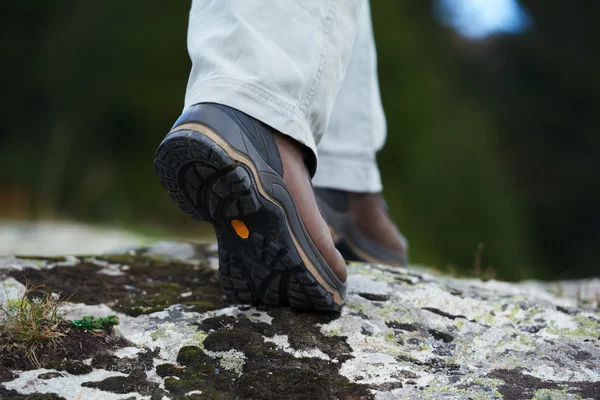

{"left": 275, "top": 134, "right": 348, "bottom": 282}
{"left": 316, "top": 188, "right": 408, "bottom": 267}
{"left": 164, "top": 103, "right": 346, "bottom": 310}
{"left": 348, "top": 193, "right": 408, "bottom": 255}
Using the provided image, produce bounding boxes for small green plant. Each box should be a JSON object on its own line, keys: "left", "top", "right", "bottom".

{"left": 0, "top": 282, "right": 68, "bottom": 366}
{"left": 72, "top": 315, "right": 119, "bottom": 333}
{"left": 472, "top": 242, "right": 497, "bottom": 281}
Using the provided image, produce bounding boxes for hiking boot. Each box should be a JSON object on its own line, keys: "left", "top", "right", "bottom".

{"left": 315, "top": 188, "right": 408, "bottom": 267}
{"left": 154, "top": 103, "right": 347, "bottom": 311}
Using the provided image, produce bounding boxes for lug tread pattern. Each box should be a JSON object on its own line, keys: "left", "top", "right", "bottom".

{"left": 154, "top": 129, "right": 342, "bottom": 312}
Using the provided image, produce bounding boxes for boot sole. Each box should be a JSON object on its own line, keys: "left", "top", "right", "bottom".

{"left": 154, "top": 124, "right": 344, "bottom": 312}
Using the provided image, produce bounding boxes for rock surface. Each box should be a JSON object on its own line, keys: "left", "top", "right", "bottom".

{"left": 0, "top": 221, "right": 146, "bottom": 256}
{"left": 0, "top": 241, "right": 598, "bottom": 400}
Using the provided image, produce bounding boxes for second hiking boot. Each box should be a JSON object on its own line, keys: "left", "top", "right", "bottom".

{"left": 154, "top": 103, "right": 347, "bottom": 312}
{"left": 316, "top": 188, "right": 409, "bottom": 267}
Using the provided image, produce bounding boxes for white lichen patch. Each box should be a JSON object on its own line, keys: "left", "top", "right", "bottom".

{"left": 526, "top": 359, "right": 599, "bottom": 384}
{"left": 4, "top": 368, "right": 129, "bottom": 399}
{"left": 339, "top": 352, "right": 409, "bottom": 386}
{"left": 530, "top": 388, "right": 582, "bottom": 400}
{"left": 204, "top": 349, "right": 246, "bottom": 375}
{"left": 347, "top": 274, "right": 393, "bottom": 296}
{"left": 269, "top": 334, "right": 331, "bottom": 360}
{"left": 116, "top": 306, "right": 203, "bottom": 362}
{"left": 95, "top": 267, "right": 126, "bottom": 277}
{"left": 60, "top": 302, "right": 120, "bottom": 320}
{"left": 113, "top": 346, "right": 144, "bottom": 358}
{"left": 400, "top": 285, "right": 488, "bottom": 322}
{"left": 237, "top": 307, "right": 274, "bottom": 325}
{"left": 144, "top": 366, "right": 168, "bottom": 390}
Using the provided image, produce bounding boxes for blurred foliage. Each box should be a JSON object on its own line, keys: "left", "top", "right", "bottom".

{"left": 1, "top": 1, "right": 598, "bottom": 280}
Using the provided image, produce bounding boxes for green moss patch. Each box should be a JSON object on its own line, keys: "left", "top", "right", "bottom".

{"left": 195, "top": 309, "right": 353, "bottom": 362}
{"left": 267, "top": 309, "right": 353, "bottom": 362}
{"left": 0, "top": 388, "right": 65, "bottom": 400}
{"left": 203, "top": 329, "right": 265, "bottom": 355}
{"left": 10, "top": 254, "right": 227, "bottom": 316}
{"left": 154, "top": 309, "right": 373, "bottom": 399}
{"left": 37, "top": 372, "right": 63, "bottom": 379}
{"left": 90, "top": 348, "right": 158, "bottom": 374}
{"left": 14, "top": 255, "right": 69, "bottom": 263}
{"left": 44, "top": 361, "right": 92, "bottom": 375}
{"left": 82, "top": 369, "right": 162, "bottom": 396}
{"left": 488, "top": 368, "right": 600, "bottom": 400}
{"left": 0, "top": 365, "right": 16, "bottom": 383}
{"left": 157, "top": 343, "right": 373, "bottom": 400}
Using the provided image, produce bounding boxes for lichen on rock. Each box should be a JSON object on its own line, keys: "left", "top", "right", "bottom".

{"left": 0, "top": 240, "right": 598, "bottom": 399}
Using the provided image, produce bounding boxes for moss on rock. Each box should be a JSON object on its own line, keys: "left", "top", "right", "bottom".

{"left": 203, "top": 329, "right": 265, "bottom": 355}
{"left": 0, "top": 388, "right": 65, "bottom": 400}
{"left": 155, "top": 321, "right": 373, "bottom": 400}
{"left": 81, "top": 369, "right": 161, "bottom": 396}
{"left": 44, "top": 361, "right": 92, "bottom": 375}
{"left": 195, "top": 309, "right": 354, "bottom": 362}
{"left": 10, "top": 253, "right": 227, "bottom": 316}
{"left": 90, "top": 348, "right": 157, "bottom": 374}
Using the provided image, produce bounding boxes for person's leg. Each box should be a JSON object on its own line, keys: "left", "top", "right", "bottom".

{"left": 312, "top": 2, "right": 409, "bottom": 266}
{"left": 184, "top": 0, "right": 365, "bottom": 175}
{"left": 155, "top": 0, "right": 365, "bottom": 311}
{"left": 312, "top": 0, "right": 386, "bottom": 193}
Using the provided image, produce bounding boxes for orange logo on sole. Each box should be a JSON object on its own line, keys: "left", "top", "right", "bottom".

{"left": 231, "top": 219, "right": 250, "bottom": 239}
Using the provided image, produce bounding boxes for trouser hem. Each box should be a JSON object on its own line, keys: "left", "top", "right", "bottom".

{"left": 312, "top": 154, "right": 383, "bottom": 193}
{"left": 184, "top": 78, "right": 318, "bottom": 174}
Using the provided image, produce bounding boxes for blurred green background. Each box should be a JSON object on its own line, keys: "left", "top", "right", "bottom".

{"left": 2, "top": 1, "right": 599, "bottom": 280}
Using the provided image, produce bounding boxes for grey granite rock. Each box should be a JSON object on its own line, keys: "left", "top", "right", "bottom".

{"left": 0, "top": 241, "right": 598, "bottom": 400}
